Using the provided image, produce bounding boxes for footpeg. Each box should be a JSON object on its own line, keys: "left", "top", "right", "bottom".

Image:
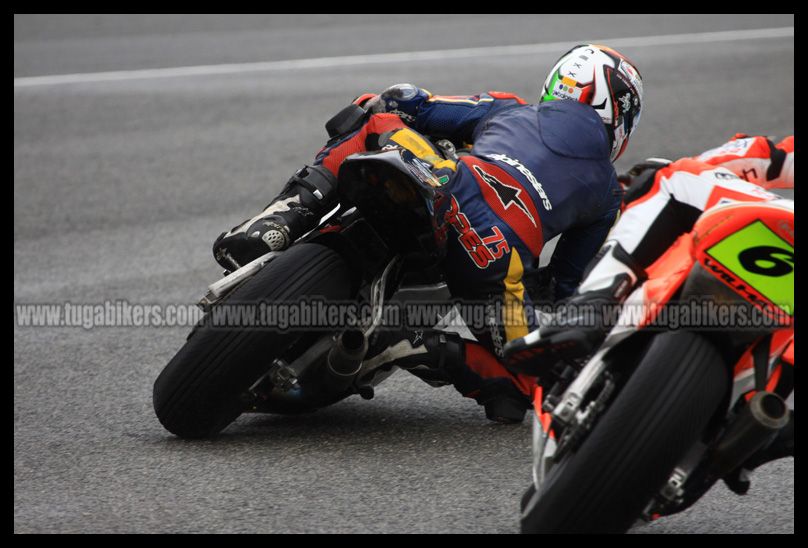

{"left": 268, "top": 359, "right": 300, "bottom": 392}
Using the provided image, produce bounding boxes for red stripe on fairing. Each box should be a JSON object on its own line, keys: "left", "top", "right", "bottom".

{"left": 766, "top": 364, "right": 783, "bottom": 392}
{"left": 534, "top": 385, "right": 555, "bottom": 439}
{"left": 738, "top": 329, "right": 793, "bottom": 401}
{"left": 462, "top": 156, "right": 543, "bottom": 257}
{"left": 781, "top": 340, "right": 793, "bottom": 365}
{"left": 533, "top": 385, "right": 552, "bottom": 434}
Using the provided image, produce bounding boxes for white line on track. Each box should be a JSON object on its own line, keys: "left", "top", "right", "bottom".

{"left": 14, "top": 26, "right": 793, "bottom": 88}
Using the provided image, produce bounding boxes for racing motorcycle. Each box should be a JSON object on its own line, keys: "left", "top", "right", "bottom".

{"left": 152, "top": 131, "right": 465, "bottom": 438}
{"left": 505, "top": 199, "right": 794, "bottom": 533}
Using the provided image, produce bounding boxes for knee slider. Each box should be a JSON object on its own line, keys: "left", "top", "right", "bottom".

{"left": 433, "top": 331, "right": 466, "bottom": 374}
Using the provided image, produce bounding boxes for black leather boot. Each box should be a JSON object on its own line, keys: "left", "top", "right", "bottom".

{"left": 213, "top": 165, "right": 338, "bottom": 270}
{"left": 363, "top": 329, "right": 463, "bottom": 388}
{"left": 366, "top": 328, "right": 530, "bottom": 423}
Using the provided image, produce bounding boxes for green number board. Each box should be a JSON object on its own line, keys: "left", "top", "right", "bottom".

{"left": 706, "top": 220, "right": 794, "bottom": 314}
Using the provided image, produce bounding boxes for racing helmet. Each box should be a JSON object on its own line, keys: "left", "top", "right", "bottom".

{"left": 541, "top": 44, "right": 643, "bottom": 162}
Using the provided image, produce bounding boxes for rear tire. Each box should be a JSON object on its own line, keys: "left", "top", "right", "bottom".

{"left": 153, "top": 243, "right": 352, "bottom": 439}
{"left": 521, "top": 331, "right": 729, "bottom": 533}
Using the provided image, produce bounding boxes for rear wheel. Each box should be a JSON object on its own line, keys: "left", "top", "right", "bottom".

{"left": 153, "top": 243, "right": 352, "bottom": 439}
{"left": 521, "top": 331, "right": 729, "bottom": 533}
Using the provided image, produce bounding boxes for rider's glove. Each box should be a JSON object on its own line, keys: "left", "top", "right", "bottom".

{"left": 618, "top": 158, "right": 672, "bottom": 211}
{"left": 505, "top": 241, "right": 646, "bottom": 380}
{"left": 362, "top": 83, "right": 428, "bottom": 123}
{"left": 503, "top": 292, "right": 620, "bottom": 380}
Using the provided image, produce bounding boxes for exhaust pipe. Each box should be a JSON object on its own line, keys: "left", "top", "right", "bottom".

{"left": 327, "top": 329, "right": 368, "bottom": 377}
{"left": 708, "top": 391, "right": 789, "bottom": 478}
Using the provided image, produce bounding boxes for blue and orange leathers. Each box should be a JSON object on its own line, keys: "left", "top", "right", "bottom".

{"left": 313, "top": 87, "right": 621, "bottom": 404}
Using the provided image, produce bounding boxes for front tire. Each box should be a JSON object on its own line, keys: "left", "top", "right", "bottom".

{"left": 153, "top": 243, "right": 352, "bottom": 439}
{"left": 521, "top": 331, "right": 729, "bottom": 533}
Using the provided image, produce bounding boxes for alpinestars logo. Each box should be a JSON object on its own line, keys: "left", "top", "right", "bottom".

{"left": 487, "top": 153, "right": 553, "bottom": 211}
{"left": 472, "top": 165, "right": 537, "bottom": 227}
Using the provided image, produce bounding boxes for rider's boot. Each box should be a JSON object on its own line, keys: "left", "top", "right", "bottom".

{"left": 364, "top": 329, "right": 529, "bottom": 423}
{"left": 213, "top": 165, "right": 338, "bottom": 270}
{"left": 363, "top": 328, "right": 463, "bottom": 388}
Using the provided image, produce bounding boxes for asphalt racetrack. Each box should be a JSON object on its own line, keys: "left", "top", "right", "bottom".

{"left": 15, "top": 14, "right": 794, "bottom": 533}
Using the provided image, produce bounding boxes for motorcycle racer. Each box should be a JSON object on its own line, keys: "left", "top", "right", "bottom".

{"left": 536, "top": 132, "right": 794, "bottom": 360}
{"left": 506, "top": 133, "right": 794, "bottom": 487}
{"left": 212, "top": 44, "right": 644, "bottom": 422}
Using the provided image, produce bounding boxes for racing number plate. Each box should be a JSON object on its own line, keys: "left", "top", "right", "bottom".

{"left": 705, "top": 220, "right": 794, "bottom": 315}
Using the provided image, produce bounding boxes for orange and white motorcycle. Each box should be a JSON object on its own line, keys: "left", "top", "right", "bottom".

{"left": 505, "top": 199, "right": 794, "bottom": 533}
